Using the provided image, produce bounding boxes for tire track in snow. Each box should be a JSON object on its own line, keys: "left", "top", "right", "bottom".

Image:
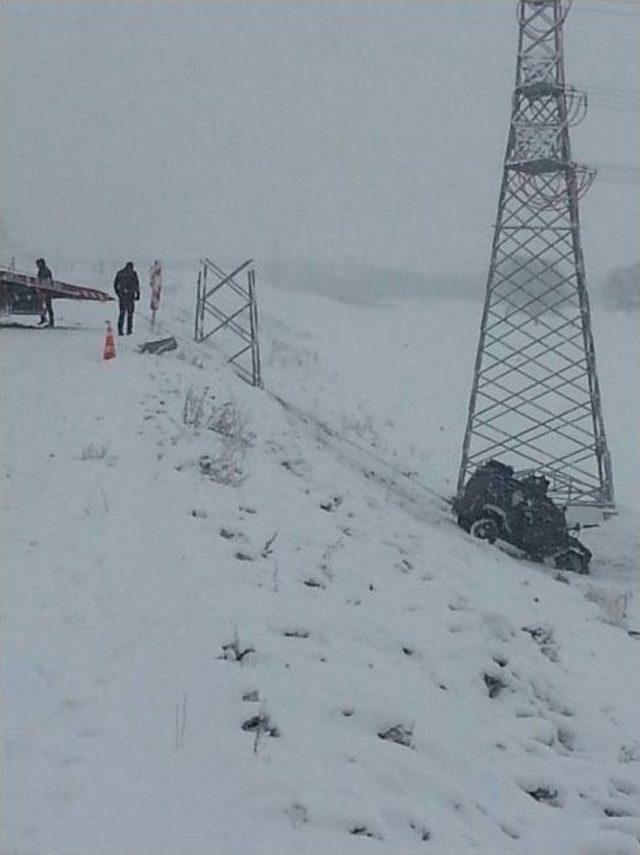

{"left": 269, "top": 392, "right": 452, "bottom": 520}
{"left": 142, "top": 318, "right": 454, "bottom": 524}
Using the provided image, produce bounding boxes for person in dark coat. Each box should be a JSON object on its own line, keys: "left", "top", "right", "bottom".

{"left": 114, "top": 261, "right": 140, "bottom": 335}
{"left": 36, "top": 257, "right": 54, "bottom": 327}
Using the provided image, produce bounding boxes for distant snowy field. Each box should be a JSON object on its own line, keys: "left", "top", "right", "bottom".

{"left": 2, "top": 267, "right": 639, "bottom": 855}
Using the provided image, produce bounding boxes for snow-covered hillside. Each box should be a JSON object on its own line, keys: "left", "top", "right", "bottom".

{"left": 2, "top": 272, "right": 639, "bottom": 855}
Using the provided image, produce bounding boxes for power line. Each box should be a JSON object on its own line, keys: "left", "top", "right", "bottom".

{"left": 573, "top": 0, "right": 640, "bottom": 17}
{"left": 588, "top": 95, "right": 640, "bottom": 113}
{"left": 594, "top": 164, "right": 640, "bottom": 184}
{"left": 590, "top": 93, "right": 640, "bottom": 102}
{"left": 588, "top": 86, "right": 640, "bottom": 95}
{"left": 575, "top": 8, "right": 640, "bottom": 17}
{"left": 577, "top": 0, "right": 640, "bottom": 6}
{"left": 568, "top": 85, "right": 640, "bottom": 113}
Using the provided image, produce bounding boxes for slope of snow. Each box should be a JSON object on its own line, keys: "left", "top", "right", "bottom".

{"left": 2, "top": 275, "right": 639, "bottom": 855}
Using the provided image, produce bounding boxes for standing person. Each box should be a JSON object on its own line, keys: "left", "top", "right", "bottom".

{"left": 36, "top": 257, "right": 54, "bottom": 327}
{"left": 149, "top": 259, "right": 162, "bottom": 326}
{"left": 113, "top": 261, "right": 140, "bottom": 335}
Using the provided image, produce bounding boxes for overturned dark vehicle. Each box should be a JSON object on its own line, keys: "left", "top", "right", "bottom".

{"left": 454, "top": 460, "right": 591, "bottom": 574}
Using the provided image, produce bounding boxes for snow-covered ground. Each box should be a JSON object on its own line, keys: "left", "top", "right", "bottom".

{"left": 2, "top": 270, "right": 639, "bottom": 855}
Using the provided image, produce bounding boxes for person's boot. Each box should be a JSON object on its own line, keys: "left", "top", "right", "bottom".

{"left": 37, "top": 315, "right": 47, "bottom": 326}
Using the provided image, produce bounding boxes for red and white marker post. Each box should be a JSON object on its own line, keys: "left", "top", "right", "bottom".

{"left": 149, "top": 259, "right": 162, "bottom": 327}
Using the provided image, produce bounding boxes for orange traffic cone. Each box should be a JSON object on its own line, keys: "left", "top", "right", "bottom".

{"left": 103, "top": 321, "right": 116, "bottom": 360}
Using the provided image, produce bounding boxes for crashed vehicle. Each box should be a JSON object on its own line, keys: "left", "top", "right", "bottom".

{"left": 454, "top": 459, "right": 591, "bottom": 574}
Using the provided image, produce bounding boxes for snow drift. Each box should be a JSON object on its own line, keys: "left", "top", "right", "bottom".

{"left": 2, "top": 269, "right": 639, "bottom": 855}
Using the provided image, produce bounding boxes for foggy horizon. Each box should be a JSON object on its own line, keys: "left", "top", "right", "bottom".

{"left": 1, "top": 0, "right": 638, "bottom": 281}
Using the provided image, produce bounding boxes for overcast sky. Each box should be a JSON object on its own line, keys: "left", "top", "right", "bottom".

{"left": 1, "top": 0, "right": 638, "bottom": 279}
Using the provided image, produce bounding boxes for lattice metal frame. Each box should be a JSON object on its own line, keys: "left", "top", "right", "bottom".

{"left": 457, "top": 0, "right": 614, "bottom": 510}
{"left": 194, "top": 257, "right": 262, "bottom": 388}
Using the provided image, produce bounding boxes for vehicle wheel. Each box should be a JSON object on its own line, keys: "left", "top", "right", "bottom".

{"left": 555, "top": 550, "right": 589, "bottom": 575}
{"left": 470, "top": 518, "right": 499, "bottom": 544}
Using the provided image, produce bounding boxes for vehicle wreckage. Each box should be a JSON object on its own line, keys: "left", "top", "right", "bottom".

{"left": 454, "top": 459, "right": 592, "bottom": 574}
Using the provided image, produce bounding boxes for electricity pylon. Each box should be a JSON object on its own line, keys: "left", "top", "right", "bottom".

{"left": 195, "top": 258, "right": 262, "bottom": 388}
{"left": 457, "top": 0, "right": 614, "bottom": 511}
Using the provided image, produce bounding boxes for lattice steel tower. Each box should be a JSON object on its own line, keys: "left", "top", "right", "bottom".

{"left": 457, "top": 0, "right": 614, "bottom": 511}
